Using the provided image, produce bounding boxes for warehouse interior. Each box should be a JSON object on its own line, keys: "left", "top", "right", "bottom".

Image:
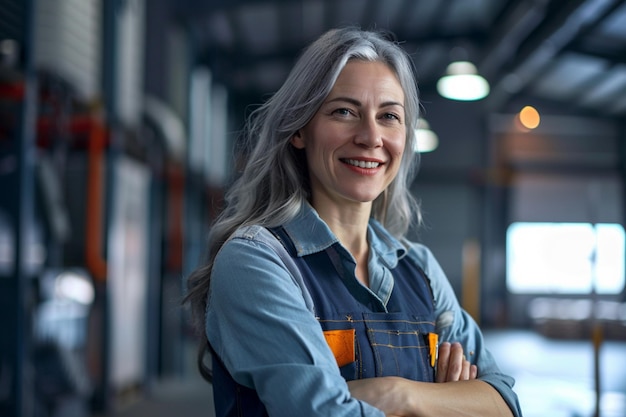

{"left": 1, "top": 0, "right": 626, "bottom": 416}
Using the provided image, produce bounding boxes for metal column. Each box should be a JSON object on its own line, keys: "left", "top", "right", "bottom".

{"left": 0, "top": 0, "right": 38, "bottom": 416}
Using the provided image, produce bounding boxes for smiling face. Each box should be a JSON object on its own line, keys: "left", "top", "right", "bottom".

{"left": 291, "top": 59, "right": 407, "bottom": 212}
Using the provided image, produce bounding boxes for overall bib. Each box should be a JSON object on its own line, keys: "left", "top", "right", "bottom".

{"left": 211, "top": 226, "right": 437, "bottom": 416}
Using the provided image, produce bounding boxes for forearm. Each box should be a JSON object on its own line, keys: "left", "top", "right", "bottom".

{"left": 349, "top": 378, "right": 514, "bottom": 417}
{"left": 406, "top": 379, "right": 514, "bottom": 417}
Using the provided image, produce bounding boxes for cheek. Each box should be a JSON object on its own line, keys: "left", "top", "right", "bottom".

{"left": 387, "top": 138, "right": 407, "bottom": 176}
{"left": 391, "top": 136, "right": 407, "bottom": 158}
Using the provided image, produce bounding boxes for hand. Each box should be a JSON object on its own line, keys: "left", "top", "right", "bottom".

{"left": 436, "top": 342, "right": 478, "bottom": 383}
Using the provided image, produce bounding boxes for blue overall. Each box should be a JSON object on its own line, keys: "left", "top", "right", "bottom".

{"left": 211, "top": 226, "right": 436, "bottom": 416}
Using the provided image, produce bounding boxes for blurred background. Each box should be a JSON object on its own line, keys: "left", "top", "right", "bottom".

{"left": 1, "top": 0, "right": 626, "bottom": 416}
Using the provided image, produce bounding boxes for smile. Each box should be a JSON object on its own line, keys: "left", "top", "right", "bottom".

{"left": 343, "top": 159, "right": 381, "bottom": 169}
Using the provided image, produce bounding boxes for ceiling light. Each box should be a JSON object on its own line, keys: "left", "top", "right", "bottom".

{"left": 414, "top": 119, "right": 438, "bottom": 153}
{"left": 437, "top": 61, "right": 490, "bottom": 101}
{"left": 518, "top": 105, "right": 540, "bottom": 129}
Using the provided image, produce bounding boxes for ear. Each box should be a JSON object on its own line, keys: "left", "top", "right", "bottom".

{"left": 291, "top": 130, "right": 306, "bottom": 149}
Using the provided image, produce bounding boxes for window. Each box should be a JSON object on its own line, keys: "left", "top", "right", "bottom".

{"left": 506, "top": 222, "right": 625, "bottom": 294}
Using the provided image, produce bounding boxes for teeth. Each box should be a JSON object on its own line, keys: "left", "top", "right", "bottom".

{"left": 345, "top": 159, "right": 380, "bottom": 169}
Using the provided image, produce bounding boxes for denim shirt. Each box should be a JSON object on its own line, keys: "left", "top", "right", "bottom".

{"left": 206, "top": 204, "right": 522, "bottom": 417}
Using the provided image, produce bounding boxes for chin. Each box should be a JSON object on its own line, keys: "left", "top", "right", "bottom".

{"left": 347, "top": 193, "right": 382, "bottom": 204}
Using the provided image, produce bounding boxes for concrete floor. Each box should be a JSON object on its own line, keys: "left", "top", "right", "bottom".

{"left": 484, "top": 330, "right": 626, "bottom": 417}
{"left": 94, "top": 376, "right": 214, "bottom": 417}
{"left": 96, "top": 330, "right": 626, "bottom": 417}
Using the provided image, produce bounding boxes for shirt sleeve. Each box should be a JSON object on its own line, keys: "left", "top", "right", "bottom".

{"left": 206, "top": 232, "right": 385, "bottom": 417}
{"left": 408, "top": 242, "right": 523, "bottom": 417}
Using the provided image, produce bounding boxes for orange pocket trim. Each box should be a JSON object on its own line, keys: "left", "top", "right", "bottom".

{"left": 323, "top": 329, "right": 355, "bottom": 367}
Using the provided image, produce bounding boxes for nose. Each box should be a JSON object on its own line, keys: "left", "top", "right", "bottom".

{"left": 354, "top": 116, "right": 383, "bottom": 148}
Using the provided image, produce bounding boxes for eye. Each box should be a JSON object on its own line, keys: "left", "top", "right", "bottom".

{"left": 381, "top": 112, "right": 401, "bottom": 122}
{"left": 333, "top": 108, "right": 352, "bottom": 117}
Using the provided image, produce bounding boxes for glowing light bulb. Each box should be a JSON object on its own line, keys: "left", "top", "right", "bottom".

{"left": 519, "top": 106, "right": 540, "bottom": 129}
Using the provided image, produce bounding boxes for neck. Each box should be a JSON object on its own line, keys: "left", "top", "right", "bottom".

{"left": 315, "top": 202, "right": 370, "bottom": 246}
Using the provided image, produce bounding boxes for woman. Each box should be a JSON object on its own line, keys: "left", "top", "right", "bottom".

{"left": 186, "top": 27, "right": 522, "bottom": 417}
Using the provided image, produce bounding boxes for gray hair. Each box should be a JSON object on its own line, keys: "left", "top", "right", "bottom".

{"left": 186, "top": 28, "right": 422, "bottom": 366}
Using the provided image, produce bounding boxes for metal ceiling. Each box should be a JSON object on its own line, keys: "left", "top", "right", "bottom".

{"left": 171, "top": 0, "right": 626, "bottom": 118}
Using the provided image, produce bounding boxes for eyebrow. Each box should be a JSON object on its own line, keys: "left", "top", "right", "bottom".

{"left": 325, "top": 96, "right": 405, "bottom": 109}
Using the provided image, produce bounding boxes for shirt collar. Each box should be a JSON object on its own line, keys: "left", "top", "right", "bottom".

{"left": 282, "top": 203, "right": 407, "bottom": 267}
{"left": 282, "top": 203, "right": 338, "bottom": 256}
{"left": 368, "top": 219, "right": 408, "bottom": 269}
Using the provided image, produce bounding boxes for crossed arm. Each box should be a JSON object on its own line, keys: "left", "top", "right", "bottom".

{"left": 348, "top": 342, "right": 514, "bottom": 417}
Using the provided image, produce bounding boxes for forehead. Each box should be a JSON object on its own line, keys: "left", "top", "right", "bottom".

{"left": 330, "top": 60, "right": 404, "bottom": 101}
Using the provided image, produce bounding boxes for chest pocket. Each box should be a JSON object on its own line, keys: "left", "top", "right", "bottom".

{"left": 319, "top": 311, "right": 435, "bottom": 382}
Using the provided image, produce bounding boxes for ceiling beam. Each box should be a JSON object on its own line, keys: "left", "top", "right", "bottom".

{"left": 483, "top": 0, "right": 623, "bottom": 112}
{"left": 173, "top": 0, "right": 295, "bottom": 16}
{"left": 478, "top": 0, "right": 548, "bottom": 80}
{"left": 569, "top": 41, "right": 626, "bottom": 64}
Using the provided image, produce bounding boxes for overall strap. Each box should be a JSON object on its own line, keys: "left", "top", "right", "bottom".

{"left": 257, "top": 226, "right": 316, "bottom": 315}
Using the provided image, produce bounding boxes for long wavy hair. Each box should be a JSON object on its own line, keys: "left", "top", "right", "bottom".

{"left": 185, "top": 27, "right": 422, "bottom": 380}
